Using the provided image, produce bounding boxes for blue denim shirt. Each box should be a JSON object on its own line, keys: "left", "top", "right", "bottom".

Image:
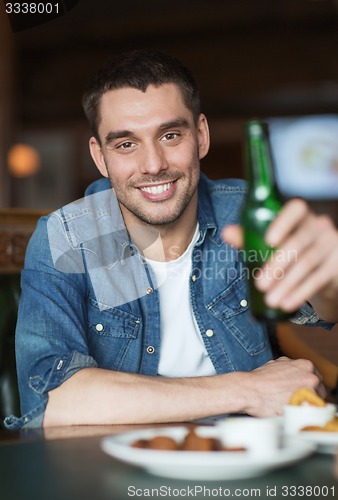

{"left": 4, "top": 173, "right": 330, "bottom": 429}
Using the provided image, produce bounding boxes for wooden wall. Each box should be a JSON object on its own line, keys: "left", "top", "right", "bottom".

{"left": 3, "top": 0, "right": 338, "bottom": 211}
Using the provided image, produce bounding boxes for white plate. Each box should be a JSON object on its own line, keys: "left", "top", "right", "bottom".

{"left": 297, "top": 431, "right": 338, "bottom": 454}
{"left": 101, "top": 426, "right": 316, "bottom": 480}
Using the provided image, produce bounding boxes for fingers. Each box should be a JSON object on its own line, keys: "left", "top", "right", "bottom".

{"left": 313, "top": 366, "right": 327, "bottom": 400}
{"left": 277, "top": 358, "right": 326, "bottom": 400}
{"left": 221, "top": 225, "right": 243, "bottom": 249}
{"left": 265, "top": 198, "right": 309, "bottom": 247}
{"left": 316, "top": 382, "right": 327, "bottom": 401}
{"left": 222, "top": 199, "right": 314, "bottom": 249}
{"left": 273, "top": 357, "right": 321, "bottom": 392}
{"left": 222, "top": 199, "right": 338, "bottom": 317}
{"left": 280, "top": 357, "right": 316, "bottom": 376}
{"left": 256, "top": 211, "right": 338, "bottom": 311}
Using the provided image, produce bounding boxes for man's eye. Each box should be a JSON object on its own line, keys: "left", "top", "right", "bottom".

{"left": 162, "top": 133, "right": 179, "bottom": 141}
{"left": 118, "top": 141, "right": 135, "bottom": 149}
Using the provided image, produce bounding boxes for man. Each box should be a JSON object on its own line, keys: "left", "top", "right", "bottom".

{"left": 5, "top": 50, "right": 338, "bottom": 429}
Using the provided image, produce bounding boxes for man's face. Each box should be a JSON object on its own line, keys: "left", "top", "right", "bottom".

{"left": 90, "top": 83, "right": 210, "bottom": 228}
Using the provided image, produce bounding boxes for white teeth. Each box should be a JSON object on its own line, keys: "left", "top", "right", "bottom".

{"left": 140, "top": 182, "right": 172, "bottom": 194}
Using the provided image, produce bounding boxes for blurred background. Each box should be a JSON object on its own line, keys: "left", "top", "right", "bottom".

{"left": 1, "top": 0, "right": 338, "bottom": 211}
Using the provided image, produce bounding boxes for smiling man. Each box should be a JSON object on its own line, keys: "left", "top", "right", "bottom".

{"left": 6, "top": 50, "right": 338, "bottom": 429}
{"left": 89, "top": 83, "right": 207, "bottom": 254}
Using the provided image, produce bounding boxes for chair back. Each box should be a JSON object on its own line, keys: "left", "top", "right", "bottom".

{"left": 0, "top": 209, "right": 47, "bottom": 424}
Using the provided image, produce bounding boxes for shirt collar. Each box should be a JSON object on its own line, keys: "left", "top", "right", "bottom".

{"left": 196, "top": 172, "right": 222, "bottom": 247}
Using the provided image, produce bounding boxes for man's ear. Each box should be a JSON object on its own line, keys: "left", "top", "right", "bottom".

{"left": 89, "top": 137, "right": 109, "bottom": 178}
{"left": 197, "top": 113, "right": 210, "bottom": 160}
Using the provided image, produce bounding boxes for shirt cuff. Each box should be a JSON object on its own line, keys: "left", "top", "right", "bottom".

{"left": 291, "top": 302, "right": 335, "bottom": 330}
{"left": 4, "top": 351, "right": 98, "bottom": 430}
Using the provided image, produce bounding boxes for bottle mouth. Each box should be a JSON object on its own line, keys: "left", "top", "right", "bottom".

{"left": 248, "top": 122, "right": 263, "bottom": 136}
{"left": 247, "top": 120, "right": 269, "bottom": 139}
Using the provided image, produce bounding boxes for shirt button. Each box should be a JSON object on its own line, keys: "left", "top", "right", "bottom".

{"left": 240, "top": 299, "right": 248, "bottom": 308}
{"left": 191, "top": 274, "right": 197, "bottom": 282}
{"left": 146, "top": 287, "right": 154, "bottom": 294}
{"left": 146, "top": 346, "right": 155, "bottom": 354}
{"left": 96, "top": 323, "right": 104, "bottom": 332}
{"left": 205, "top": 329, "right": 214, "bottom": 338}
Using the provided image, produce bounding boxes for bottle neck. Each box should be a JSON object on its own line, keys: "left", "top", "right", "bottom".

{"left": 245, "top": 121, "right": 277, "bottom": 201}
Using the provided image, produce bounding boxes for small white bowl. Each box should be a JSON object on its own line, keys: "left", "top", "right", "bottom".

{"left": 216, "top": 417, "right": 281, "bottom": 458}
{"left": 283, "top": 403, "right": 336, "bottom": 435}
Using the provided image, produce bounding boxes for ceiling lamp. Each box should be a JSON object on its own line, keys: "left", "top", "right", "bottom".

{"left": 7, "top": 143, "right": 41, "bottom": 178}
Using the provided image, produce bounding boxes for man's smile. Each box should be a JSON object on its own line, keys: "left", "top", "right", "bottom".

{"left": 137, "top": 180, "right": 177, "bottom": 200}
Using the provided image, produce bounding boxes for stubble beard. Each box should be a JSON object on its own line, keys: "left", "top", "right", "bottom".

{"left": 108, "top": 169, "right": 200, "bottom": 227}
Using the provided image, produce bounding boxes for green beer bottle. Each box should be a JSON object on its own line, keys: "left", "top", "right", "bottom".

{"left": 241, "top": 120, "right": 292, "bottom": 322}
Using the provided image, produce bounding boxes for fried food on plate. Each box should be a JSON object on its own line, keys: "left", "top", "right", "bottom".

{"left": 301, "top": 425, "right": 327, "bottom": 432}
{"left": 301, "top": 418, "right": 338, "bottom": 433}
{"left": 289, "top": 387, "right": 326, "bottom": 407}
{"left": 130, "top": 426, "right": 247, "bottom": 452}
{"left": 323, "top": 418, "right": 338, "bottom": 432}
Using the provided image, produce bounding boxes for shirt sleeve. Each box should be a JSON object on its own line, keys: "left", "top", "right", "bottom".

{"left": 291, "top": 302, "right": 335, "bottom": 330}
{"left": 4, "top": 216, "right": 98, "bottom": 430}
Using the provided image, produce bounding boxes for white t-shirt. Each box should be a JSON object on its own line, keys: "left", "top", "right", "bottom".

{"left": 145, "top": 224, "right": 217, "bottom": 378}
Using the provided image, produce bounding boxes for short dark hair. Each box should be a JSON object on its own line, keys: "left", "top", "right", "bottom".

{"left": 82, "top": 49, "right": 200, "bottom": 141}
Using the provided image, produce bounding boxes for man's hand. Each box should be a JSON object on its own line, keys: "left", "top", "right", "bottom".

{"left": 222, "top": 199, "right": 338, "bottom": 322}
{"left": 243, "top": 356, "right": 325, "bottom": 417}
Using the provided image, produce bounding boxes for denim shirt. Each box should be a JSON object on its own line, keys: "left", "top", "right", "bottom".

{"left": 4, "top": 173, "right": 330, "bottom": 429}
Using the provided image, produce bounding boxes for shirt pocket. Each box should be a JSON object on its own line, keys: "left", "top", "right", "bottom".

{"left": 87, "top": 299, "right": 141, "bottom": 369}
{"left": 207, "top": 273, "right": 269, "bottom": 356}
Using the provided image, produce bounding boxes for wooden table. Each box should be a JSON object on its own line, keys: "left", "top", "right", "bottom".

{"left": 0, "top": 425, "right": 337, "bottom": 500}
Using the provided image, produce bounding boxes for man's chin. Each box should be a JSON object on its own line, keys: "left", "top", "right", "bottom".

{"left": 134, "top": 212, "right": 183, "bottom": 226}
{"left": 118, "top": 187, "right": 195, "bottom": 226}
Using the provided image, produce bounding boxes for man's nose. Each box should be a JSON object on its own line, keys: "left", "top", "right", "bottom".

{"left": 140, "top": 142, "right": 168, "bottom": 175}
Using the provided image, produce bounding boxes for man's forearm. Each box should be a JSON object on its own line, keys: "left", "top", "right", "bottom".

{"left": 43, "top": 357, "right": 322, "bottom": 427}
{"left": 43, "top": 367, "right": 248, "bottom": 427}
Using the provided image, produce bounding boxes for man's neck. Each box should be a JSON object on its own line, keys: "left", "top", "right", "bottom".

{"left": 153, "top": 218, "right": 198, "bottom": 262}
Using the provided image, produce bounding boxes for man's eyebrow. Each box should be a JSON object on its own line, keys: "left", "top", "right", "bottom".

{"left": 158, "top": 118, "right": 189, "bottom": 131}
{"left": 104, "top": 118, "right": 189, "bottom": 145}
{"left": 104, "top": 130, "right": 133, "bottom": 145}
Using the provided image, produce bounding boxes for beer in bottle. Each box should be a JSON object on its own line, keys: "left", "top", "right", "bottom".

{"left": 241, "top": 120, "right": 292, "bottom": 322}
